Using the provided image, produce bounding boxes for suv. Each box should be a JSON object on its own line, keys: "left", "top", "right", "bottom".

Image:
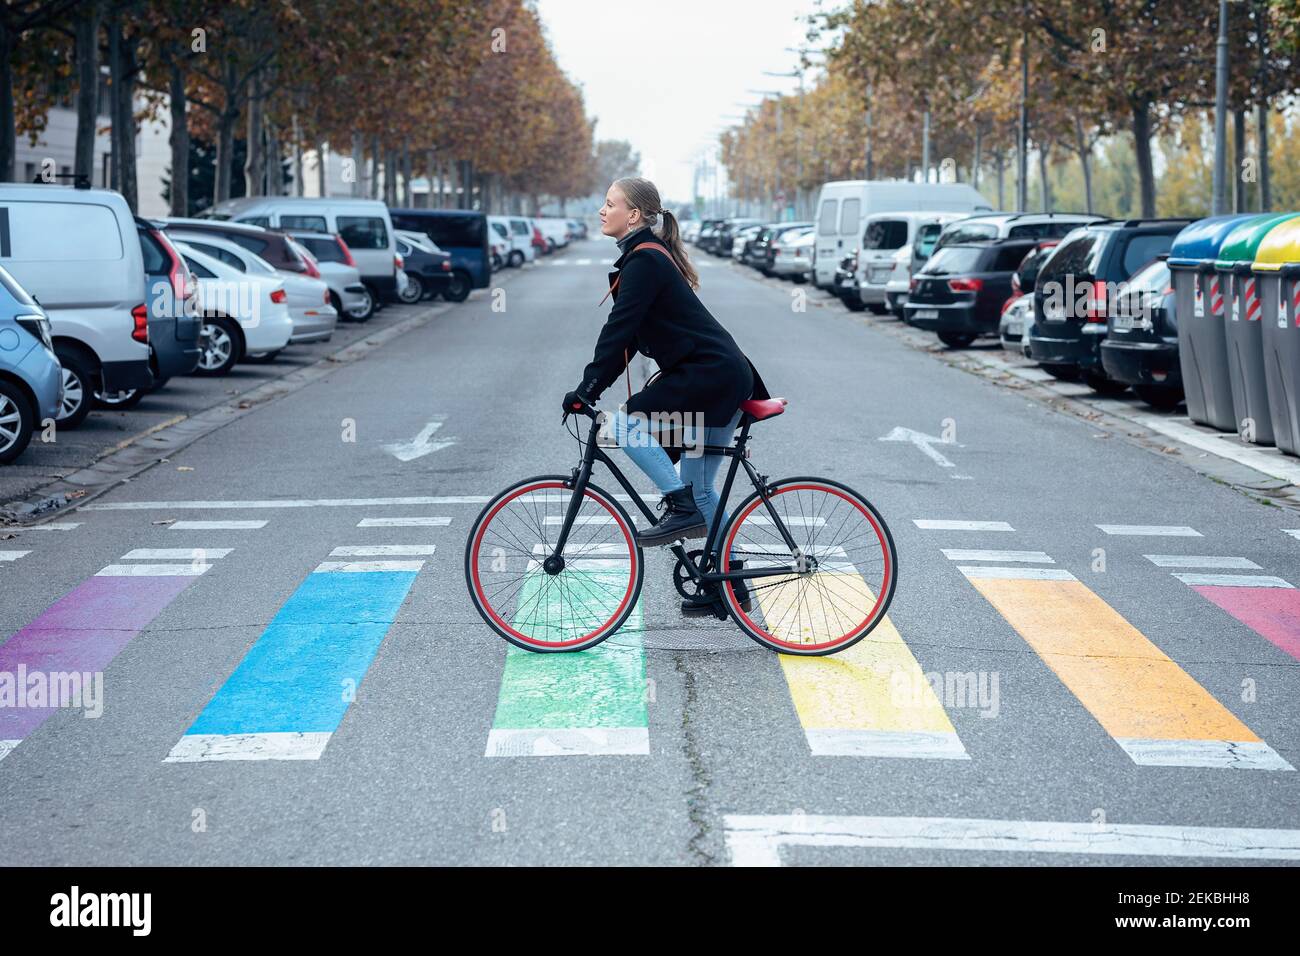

{"left": 1098, "top": 255, "right": 1181, "bottom": 408}
{"left": 0, "top": 264, "right": 61, "bottom": 463}
{"left": 904, "top": 238, "right": 1040, "bottom": 347}
{"left": 1028, "top": 219, "right": 1192, "bottom": 391}
{"left": 935, "top": 212, "right": 1107, "bottom": 251}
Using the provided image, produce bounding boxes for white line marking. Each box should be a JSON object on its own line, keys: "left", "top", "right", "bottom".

{"left": 575, "top": 258, "right": 592, "bottom": 265}
{"left": 313, "top": 560, "right": 425, "bottom": 573}
{"left": 119, "top": 548, "right": 233, "bottom": 560}
{"left": 21, "top": 522, "right": 80, "bottom": 531}
{"left": 169, "top": 520, "right": 268, "bottom": 530}
{"left": 542, "top": 516, "right": 613, "bottom": 525}
{"left": 95, "top": 564, "right": 211, "bottom": 576}
{"left": 357, "top": 517, "right": 451, "bottom": 527}
{"left": 1144, "top": 555, "right": 1262, "bottom": 569}
{"left": 84, "top": 497, "right": 490, "bottom": 510}
{"left": 1130, "top": 413, "right": 1300, "bottom": 487}
{"left": 551, "top": 258, "right": 569, "bottom": 265}
{"left": 383, "top": 420, "right": 457, "bottom": 462}
{"left": 484, "top": 728, "right": 649, "bottom": 756}
{"left": 941, "top": 549, "right": 1053, "bottom": 563}
{"left": 1116, "top": 738, "right": 1294, "bottom": 770}
{"left": 599, "top": 258, "right": 614, "bottom": 265}
{"left": 805, "top": 729, "right": 970, "bottom": 760}
{"left": 913, "top": 520, "right": 1014, "bottom": 532}
{"left": 1171, "top": 573, "right": 1294, "bottom": 588}
{"left": 1096, "top": 524, "right": 1202, "bottom": 536}
{"left": 879, "top": 426, "right": 960, "bottom": 469}
{"left": 0, "top": 739, "right": 19, "bottom": 762}
{"left": 164, "top": 732, "right": 331, "bottom": 762}
{"left": 0, "top": 550, "right": 31, "bottom": 562}
{"left": 328, "top": 545, "right": 436, "bottom": 557}
{"left": 1284, "top": 530, "right": 1300, "bottom": 541}
{"left": 722, "top": 814, "right": 1300, "bottom": 866}
{"left": 958, "top": 566, "right": 1077, "bottom": 581}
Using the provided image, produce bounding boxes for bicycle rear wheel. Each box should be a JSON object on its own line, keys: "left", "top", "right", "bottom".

{"left": 719, "top": 477, "right": 897, "bottom": 656}
{"left": 465, "top": 475, "right": 644, "bottom": 653}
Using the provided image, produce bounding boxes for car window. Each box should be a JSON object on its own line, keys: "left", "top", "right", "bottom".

{"left": 1, "top": 200, "right": 123, "bottom": 261}
{"left": 922, "top": 246, "right": 984, "bottom": 274}
{"left": 838, "top": 198, "right": 860, "bottom": 235}
{"left": 941, "top": 222, "right": 998, "bottom": 245}
{"left": 391, "top": 213, "right": 482, "bottom": 247}
{"left": 510, "top": 220, "right": 530, "bottom": 236}
{"left": 186, "top": 241, "right": 245, "bottom": 272}
{"left": 914, "top": 223, "right": 944, "bottom": 258}
{"left": 221, "top": 233, "right": 270, "bottom": 257}
{"left": 182, "top": 255, "right": 216, "bottom": 279}
{"left": 1038, "top": 232, "right": 1104, "bottom": 283}
{"left": 1008, "top": 223, "right": 1050, "bottom": 240}
{"left": 337, "top": 216, "right": 389, "bottom": 250}
{"left": 491, "top": 222, "right": 509, "bottom": 239}
{"left": 138, "top": 229, "right": 171, "bottom": 275}
{"left": 993, "top": 244, "right": 1033, "bottom": 271}
{"left": 863, "top": 219, "right": 909, "bottom": 251}
{"left": 238, "top": 217, "right": 270, "bottom": 228}
{"left": 1121, "top": 258, "right": 1171, "bottom": 294}
{"left": 280, "top": 215, "right": 328, "bottom": 232}
{"left": 295, "top": 236, "right": 344, "bottom": 263}
{"left": 1120, "top": 233, "right": 1177, "bottom": 278}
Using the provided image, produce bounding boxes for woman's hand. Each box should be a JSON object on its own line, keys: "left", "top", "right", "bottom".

{"left": 562, "top": 389, "right": 592, "bottom": 414}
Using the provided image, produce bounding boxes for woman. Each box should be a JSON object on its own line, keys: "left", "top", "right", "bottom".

{"left": 562, "top": 177, "right": 770, "bottom": 616}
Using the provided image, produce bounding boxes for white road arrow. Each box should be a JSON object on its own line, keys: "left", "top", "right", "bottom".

{"left": 384, "top": 420, "right": 457, "bottom": 462}
{"left": 878, "top": 426, "right": 960, "bottom": 469}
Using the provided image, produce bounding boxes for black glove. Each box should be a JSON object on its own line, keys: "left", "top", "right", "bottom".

{"left": 562, "top": 389, "right": 591, "bottom": 414}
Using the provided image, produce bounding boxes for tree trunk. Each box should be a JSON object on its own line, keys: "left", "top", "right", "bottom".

{"left": 350, "top": 131, "right": 362, "bottom": 198}
{"left": 213, "top": 60, "right": 238, "bottom": 204}
{"left": 1232, "top": 109, "right": 1245, "bottom": 213}
{"left": 168, "top": 62, "right": 188, "bottom": 215}
{"left": 1074, "top": 115, "right": 1093, "bottom": 215}
{"left": 244, "top": 73, "right": 264, "bottom": 197}
{"left": 369, "top": 135, "right": 380, "bottom": 199}
{"left": 383, "top": 148, "right": 396, "bottom": 205}
{"left": 1037, "top": 141, "right": 1052, "bottom": 212}
{"left": 972, "top": 126, "right": 982, "bottom": 192}
{"left": 291, "top": 113, "right": 303, "bottom": 197}
{"left": 74, "top": 2, "right": 101, "bottom": 185}
{"left": 1130, "top": 99, "right": 1156, "bottom": 218}
{"left": 266, "top": 126, "right": 283, "bottom": 196}
{"left": 994, "top": 148, "right": 1004, "bottom": 210}
{"left": 425, "top": 148, "right": 435, "bottom": 208}
{"left": 400, "top": 140, "right": 411, "bottom": 206}
{"left": 0, "top": 20, "right": 15, "bottom": 182}
{"left": 316, "top": 141, "right": 327, "bottom": 197}
{"left": 109, "top": 20, "right": 139, "bottom": 212}
{"left": 1258, "top": 101, "right": 1270, "bottom": 212}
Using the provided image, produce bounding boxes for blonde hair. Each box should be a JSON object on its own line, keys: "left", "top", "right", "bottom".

{"left": 614, "top": 176, "right": 699, "bottom": 290}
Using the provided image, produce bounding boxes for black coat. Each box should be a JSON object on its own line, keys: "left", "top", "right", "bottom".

{"left": 578, "top": 229, "right": 769, "bottom": 430}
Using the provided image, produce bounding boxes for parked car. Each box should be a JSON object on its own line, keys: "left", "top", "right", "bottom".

{"left": 999, "top": 293, "right": 1036, "bottom": 356}
{"left": 1028, "top": 219, "right": 1191, "bottom": 391}
{"left": 171, "top": 242, "right": 294, "bottom": 375}
{"left": 770, "top": 229, "right": 816, "bottom": 281}
{"left": 388, "top": 209, "right": 489, "bottom": 302}
{"left": 1099, "top": 255, "right": 1183, "bottom": 409}
{"left": 681, "top": 220, "right": 702, "bottom": 243}
{"left": 854, "top": 212, "right": 969, "bottom": 316}
{"left": 904, "top": 238, "right": 1040, "bottom": 347}
{"left": 934, "top": 212, "right": 1107, "bottom": 252}
{"left": 813, "top": 181, "right": 993, "bottom": 289}
{"left": 287, "top": 231, "right": 375, "bottom": 321}
{"left": 696, "top": 219, "right": 726, "bottom": 253}
{"left": 756, "top": 222, "right": 814, "bottom": 274}
{"left": 489, "top": 216, "right": 535, "bottom": 266}
{"left": 0, "top": 263, "right": 61, "bottom": 464}
{"left": 202, "top": 197, "right": 399, "bottom": 305}
{"left": 714, "top": 218, "right": 765, "bottom": 256}
{"left": 0, "top": 184, "right": 155, "bottom": 427}
{"left": 488, "top": 232, "right": 511, "bottom": 271}
{"left": 394, "top": 234, "right": 451, "bottom": 301}
{"left": 535, "top": 218, "right": 570, "bottom": 252}
{"left": 834, "top": 250, "right": 860, "bottom": 305}
{"left": 730, "top": 225, "right": 764, "bottom": 261}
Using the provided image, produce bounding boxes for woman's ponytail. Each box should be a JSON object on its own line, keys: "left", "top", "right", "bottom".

{"left": 614, "top": 176, "right": 700, "bottom": 290}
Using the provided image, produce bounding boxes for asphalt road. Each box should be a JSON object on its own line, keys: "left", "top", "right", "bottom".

{"left": 1, "top": 237, "right": 1298, "bottom": 866}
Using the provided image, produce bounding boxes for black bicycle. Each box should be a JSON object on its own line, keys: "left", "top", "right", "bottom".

{"left": 464, "top": 397, "right": 898, "bottom": 655}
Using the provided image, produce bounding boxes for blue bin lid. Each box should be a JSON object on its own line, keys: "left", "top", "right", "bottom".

{"left": 1168, "top": 214, "right": 1263, "bottom": 269}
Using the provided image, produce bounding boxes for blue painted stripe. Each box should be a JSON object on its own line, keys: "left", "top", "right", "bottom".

{"left": 185, "top": 569, "right": 417, "bottom": 736}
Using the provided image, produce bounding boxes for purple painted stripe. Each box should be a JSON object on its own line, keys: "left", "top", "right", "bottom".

{"left": 0, "top": 574, "right": 193, "bottom": 740}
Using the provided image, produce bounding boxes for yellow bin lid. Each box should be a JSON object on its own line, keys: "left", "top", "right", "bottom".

{"left": 1252, "top": 215, "right": 1300, "bottom": 274}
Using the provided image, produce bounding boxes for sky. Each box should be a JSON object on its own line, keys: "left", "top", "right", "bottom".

{"left": 534, "top": 0, "right": 830, "bottom": 206}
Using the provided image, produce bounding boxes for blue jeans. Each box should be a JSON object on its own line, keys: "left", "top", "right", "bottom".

{"left": 608, "top": 409, "right": 741, "bottom": 532}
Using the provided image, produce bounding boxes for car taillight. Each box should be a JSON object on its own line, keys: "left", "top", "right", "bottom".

{"left": 441, "top": 260, "right": 451, "bottom": 272}
{"left": 948, "top": 277, "right": 983, "bottom": 293}
{"left": 1000, "top": 296, "right": 1017, "bottom": 316}
{"left": 336, "top": 238, "right": 357, "bottom": 267}
{"left": 1011, "top": 274, "right": 1022, "bottom": 294}
{"left": 395, "top": 254, "right": 404, "bottom": 270}
{"left": 909, "top": 276, "right": 919, "bottom": 292}
{"left": 323, "top": 289, "right": 330, "bottom": 304}
{"left": 131, "top": 303, "right": 148, "bottom": 342}
{"left": 301, "top": 255, "right": 321, "bottom": 279}
{"left": 1081, "top": 280, "right": 1107, "bottom": 322}
{"left": 270, "top": 289, "right": 287, "bottom": 304}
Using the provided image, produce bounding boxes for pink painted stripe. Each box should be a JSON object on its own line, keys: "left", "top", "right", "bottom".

{"left": 0, "top": 574, "right": 193, "bottom": 740}
{"left": 1193, "top": 585, "right": 1300, "bottom": 662}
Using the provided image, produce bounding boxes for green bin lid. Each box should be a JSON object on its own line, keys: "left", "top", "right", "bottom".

{"left": 1215, "top": 212, "right": 1300, "bottom": 271}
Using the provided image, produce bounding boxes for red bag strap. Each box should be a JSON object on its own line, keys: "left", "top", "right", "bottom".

{"left": 597, "top": 242, "right": 685, "bottom": 399}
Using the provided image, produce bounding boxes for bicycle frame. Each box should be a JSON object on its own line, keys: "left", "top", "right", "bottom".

{"left": 551, "top": 409, "right": 806, "bottom": 589}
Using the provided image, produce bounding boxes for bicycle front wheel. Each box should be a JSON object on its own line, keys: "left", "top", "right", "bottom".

{"left": 719, "top": 477, "right": 898, "bottom": 656}
{"left": 465, "top": 475, "right": 644, "bottom": 653}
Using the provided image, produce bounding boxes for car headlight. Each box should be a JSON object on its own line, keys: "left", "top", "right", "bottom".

{"left": 15, "top": 313, "right": 53, "bottom": 351}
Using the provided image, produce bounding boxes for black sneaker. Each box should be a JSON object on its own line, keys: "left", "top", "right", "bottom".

{"left": 636, "top": 484, "right": 706, "bottom": 548}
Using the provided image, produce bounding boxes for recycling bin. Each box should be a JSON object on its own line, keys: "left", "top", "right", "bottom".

{"left": 1214, "top": 213, "right": 1300, "bottom": 446}
{"left": 1252, "top": 216, "right": 1300, "bottom": 455}
{"left": 1169, "top": 215, "right": 1258, "bottom": 431}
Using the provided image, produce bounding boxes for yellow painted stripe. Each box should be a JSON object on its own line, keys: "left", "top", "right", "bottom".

{"left": 965, "top": 574, "right": 1290, "bottom": 769}
{"left": 756, "top": 568, "right": 965, "bottom": 758}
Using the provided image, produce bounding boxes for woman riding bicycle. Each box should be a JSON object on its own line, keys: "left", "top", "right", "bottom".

{"left": 562, "top": 177, "right": 770, "bottom": 616}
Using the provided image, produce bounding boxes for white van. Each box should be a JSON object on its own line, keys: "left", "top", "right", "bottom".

{"left": 852, "top": 211, "right": 969, "bottom": 314}
{"left": 812, "top": 181, "right": 993, "bottom": 289}
{"left": 203, "top": 197, "right": 398, "bottom": 301}
{"left": 489, "top": 215, "right": 536, "bottom": 266}
{"left": 0, "top": 184, "right": 155, "bottom": 427}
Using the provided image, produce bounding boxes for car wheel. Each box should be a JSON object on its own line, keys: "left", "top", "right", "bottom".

{"left": 93, "top": 388, "right": 145, "bottom": 410}
{"left": 867, "top": 303, "right": 890, "bottom": 315}
{"left": 195, "top": 316, "right": 241, "bottom": 376}
{"left": 441, "top": 269, "right": 472, "bottom": 303}
{"left": 1040, "top": 363, "right": 1081, "bottom": 381}
{"left": 0, "top": 379, "right": 35, "bottom": 464}
{"left": 843, "top": 296, "right": 867, "bottom": 312}
{"left": 1083, "top": 370, "right": 1129, "bottom": 395}
{"left": 398, "top": 274, "right": 424, "bottom": 304}
{"left": 345, "top": 287, "right": 375, "bottom": 322}
{"left": 1134, "top": 384, "right": 1183, "bottom": 410}
{"left": 508, "top": 250, "right": 524, "bottom": 268}
{"left": 937, "top": 331, "right": 977, "bottom": 348}
{"left": 53, "top": 350, "right": 95, "bottom": 428}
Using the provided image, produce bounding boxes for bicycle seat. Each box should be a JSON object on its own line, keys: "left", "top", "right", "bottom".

{"left": 740, "top": 397, "right": 787, "bottom": 422}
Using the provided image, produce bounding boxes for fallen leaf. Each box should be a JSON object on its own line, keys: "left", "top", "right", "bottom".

{"left": 177, "top": 466, "right": 194, "bottom": 472}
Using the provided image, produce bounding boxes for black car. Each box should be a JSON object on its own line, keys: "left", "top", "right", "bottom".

{"left": 695, "top": 219, "right": 726, "bottom": 253}
{"left": 903, "top": 239, "right": 1039, "bottom": 347}
{"left": 714, "top": 218, "right": 764, "bottom": 256}
{"left": 388, "top": 209, "right": 489, "bottom": 302}
{"left": 1099, "top": 255, "right": 1182, "bottom": 408}
{"left": 1028, "top": 219, "right": 1191, "bottom": 392}
{"left": 754, "top": 222, "right": 814, "bottom": 274}
{"left": 394, "top": 235, "right": 452, "bottom": 302}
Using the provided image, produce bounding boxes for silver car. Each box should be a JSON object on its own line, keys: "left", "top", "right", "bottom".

{"left": 288, "top": 232, "right": 375, "bottom": 321}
